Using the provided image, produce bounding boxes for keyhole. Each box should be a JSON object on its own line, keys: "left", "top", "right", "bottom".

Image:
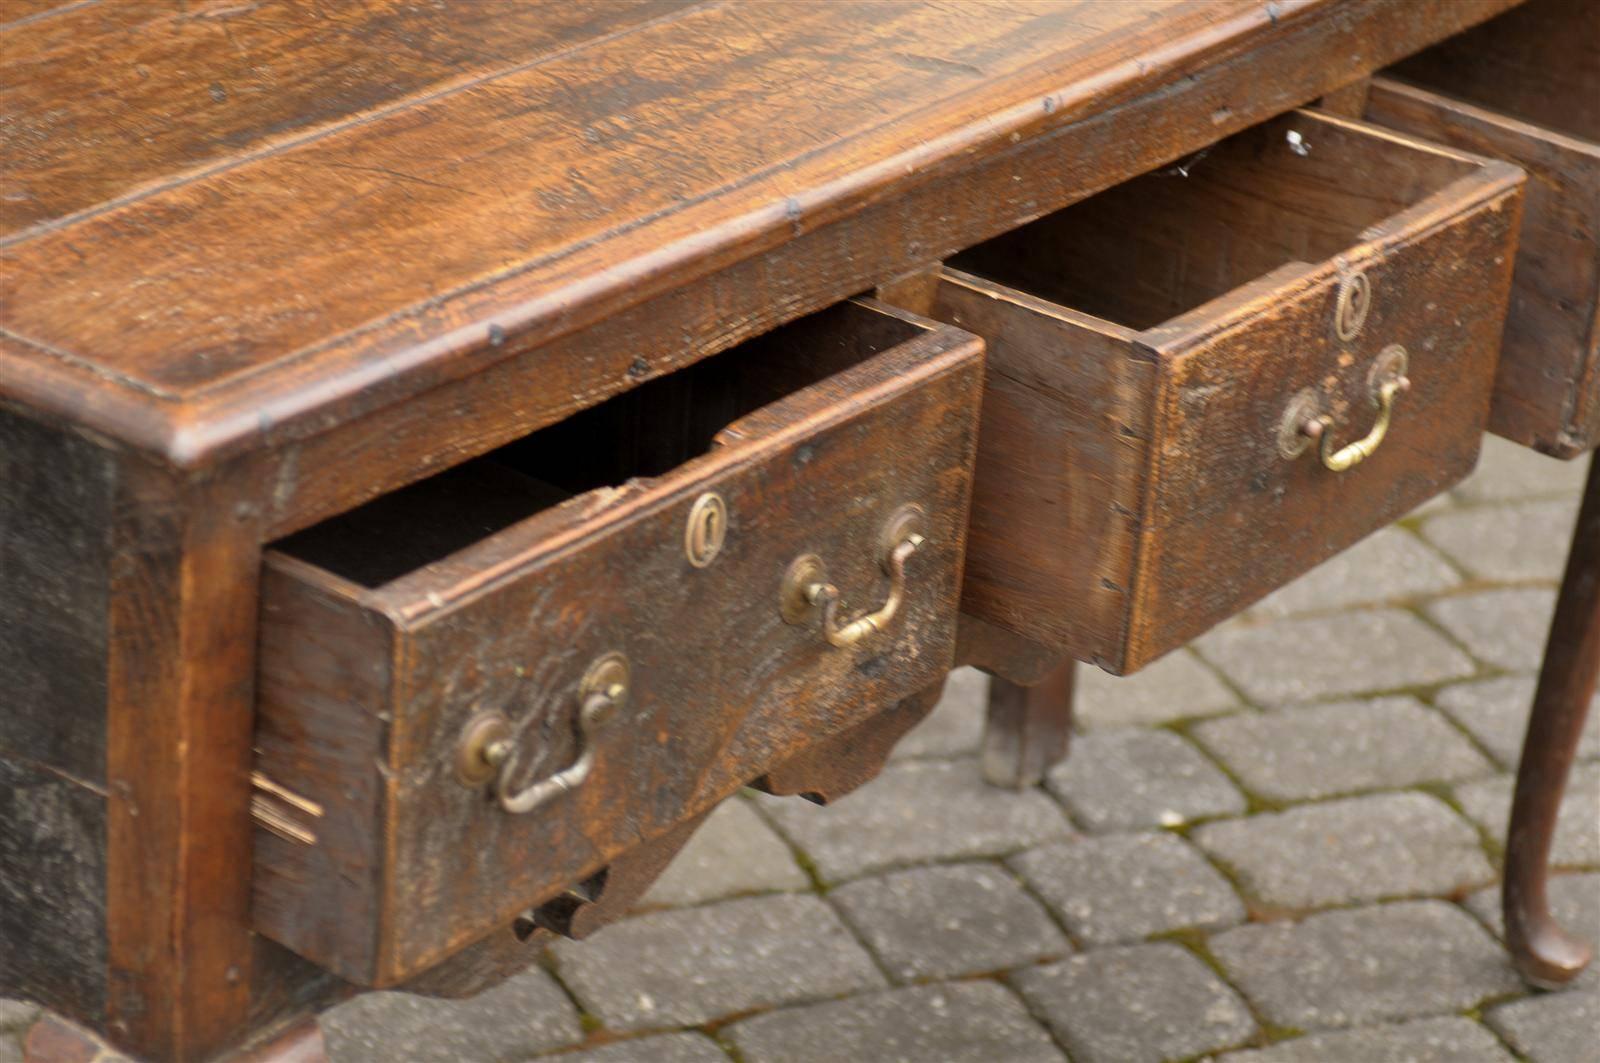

{"left": 685, "top": 492, "right": 728, "bottom": 568}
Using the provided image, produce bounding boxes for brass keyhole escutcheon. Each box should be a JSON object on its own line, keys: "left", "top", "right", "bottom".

{"left": 685, "top": 492, "right": 727, "bottom": 568}
{"left": 1334, "top": 271, "right": 1371, "bottom": 341}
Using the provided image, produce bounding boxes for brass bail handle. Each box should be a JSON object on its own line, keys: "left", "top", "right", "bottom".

{"left": 1298, "top": 345, "right": 1410, "bottom": 473}
{"left": 781, "top": 505, "right": 925, "bottom": 648}
{"left": 455, "top": 653, "right": 629, "bottom": 815}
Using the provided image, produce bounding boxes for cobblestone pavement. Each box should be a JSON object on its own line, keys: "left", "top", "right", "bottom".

{"left": 5, "top": 438, "right": 1597, "bottom": 1062}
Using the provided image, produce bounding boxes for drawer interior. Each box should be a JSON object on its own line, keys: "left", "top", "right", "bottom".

{"left": 1385, "top": 0, "right": 1598, "bottom": 143}
{"left": 276, "top": 300, "right": 922, "bottom": 588}
{"left": 949, "top": 112, "right": 1482, "bottom": 331}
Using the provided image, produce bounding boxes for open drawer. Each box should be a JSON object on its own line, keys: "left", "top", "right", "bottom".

{"left": 249, "top": 300, "right": 983, "bottom": 986}
{"left": 1367, "top": 0, "right": 1600, "bottom": 458}
{"left": 928, "top": 108, "right": 1523, "bottom": 675}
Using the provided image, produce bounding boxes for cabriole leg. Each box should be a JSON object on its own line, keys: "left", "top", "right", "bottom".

{"left": 1505, "top": 454, "right": 1600, "bottom": 987}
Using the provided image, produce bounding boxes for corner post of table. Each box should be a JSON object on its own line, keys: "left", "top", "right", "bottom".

{"left": 104, "top": 456, "right": 265, "bottom": 1061}
{"left": 1504, "top": 453, "right": 1600, "bottom": 987}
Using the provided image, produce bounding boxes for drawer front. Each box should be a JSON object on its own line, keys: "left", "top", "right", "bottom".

{"left": 1132, "top": 198, "right": 1517, "bottom": 662}
{"left": 1366, "top": 74, "right": 1600, "bottom": 457}
{"left": 252, "top": 304, "right": 982, "bottom": 985}
{"left": 927, "top": 110, "right": 1524, "bottom": 673}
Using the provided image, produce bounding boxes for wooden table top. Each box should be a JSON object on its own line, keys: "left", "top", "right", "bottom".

{"left": 0, "top": 0, "right": 1516, "bottom": 467}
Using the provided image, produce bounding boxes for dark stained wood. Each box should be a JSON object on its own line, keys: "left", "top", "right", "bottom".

{"left": 252, "top": 303, "right": 982, "bottom": 986}
{"left": 105, "top": 465, "right": 263, "bottom": 1062}
{"left": 1505, "top": 455, "right": 1600, "bottom": 987}
{"left": 0, "top": 0, "right": 689, "bottom": 237}
{"left": 0, "top": 3, "right": 1548, "bottom": 1059}
{"left": 0, "top": 1, "right": 1521, "bottom": 469}
{"left": 0, "top": 753, "right": 106, "bottom": 1029}
{"left": 954, "top": 613, "right": 1068, "bottom": 690}
{"left": 0, "top": 407, "right": 112, "bottom": 1027}
{"left": 1385, "top": 0, "right": 1598, "bottom": 144}
{"left": 981, "top": 662, "right": 1076, "bottom": 791}
{"left": 0, "top": 408, "right": 113, "bottom": 787}
{"left": 933, "top": 110, "right": 1523, "bottom": 672}
{"left": 756, "top": 680, "right": 948, "bottom": 806}
{"left": 1316, "top": 78, "right": 1372, "bottom": 120}
{"left": 1368, "top": 0, "right": 1600, "bottom": 457}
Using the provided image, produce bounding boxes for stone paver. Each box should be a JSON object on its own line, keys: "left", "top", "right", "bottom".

{"left": 1217, "top": 1016, "right": 1514, "bottom": 1062}
{"left": 549, "top": 894, "right": 884, "bottom": 1032}
{"left": 725, "top": 982, "right": 1064, "bottom": 1063}
{"left": 551, "top": 1033, "right": 730, "bottom": 1063}
{"left": 755, "top": 759, "right": 1072, "bottom": 882}
{"left": 1009, "top": 833, "right": 1244, "bottom": 945}
{"left": 1427, "top": 587, "right": 1558, "bottom": 673}
{"left": 322, "top": 966, "right": 582, "bottom": 1063}
{"left": 0, "top": 1004, "right": 34, "bottom": 1032}
{"left": 828, "top": 862, "right": 1069, "bottom": 981}
{"left": 1249, "top": 527, "right": 1461, "bottom": 618}
{"left": 1209, "top": 901, "right": 1521, "bottom": 1029}
{"left": 1437, "top": 676, "right": 1600, "bottom": 768}
{"left": 1421, "top": 498, "right": 1577, "bottom": 582}
{"left": 1453, "top": 763, "right": 1600, "bottom": 866}
{"left": 1011, "top": 943, "right": 1256, "bottom": 1063}
{"left": 1046, "top": 729, "right": 1244, "bottom": 831}
{"left": 1192, "top": 696, "right": 1491, "bottom": 801}
{"left": 1194, "top": 792, "right": 1493, "bottom": 910}
{"left": 15, "top": 424, "right": 1598, "bottom": 1063}
{"left": 1196, "top": 609, "right": 1477, "bottom": 703}
{"left": 1486, "top": 989, "right": 1600, "bottom": 1063}
{"left": 643, "top": 797, "right": 809, "bottom": 909}
{"left": 1450, "top": 436, "right": 1591, "bottom": 502}
{"left": 891, "top": 666, "right": 987, "bottom": 759}
{"left": 1074, "top": 649, "right": 1238, "bottom": 730}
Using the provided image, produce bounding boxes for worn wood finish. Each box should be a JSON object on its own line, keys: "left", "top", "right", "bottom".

{"left": 1505, "top": 455, "right": 1600, "bottom": 987}
{"left": 0, "top": 1, "right": 1520, "bottom": 470}
{"left": 982, "top": 663, "right": 1076, "bottom": 791}
{"left": 0, "top": 408, "right": 112, "bottom": 1026}
{"left": 0, "top": 0, "right": 687, "bottom": 237}
{"left": 1383, "top": 0, "right": 1598, "bottom": 144}
{"left": 933, "top": 111, "right": 1523, "bottom": 672}
{"left": 0, "top": 3, "right": 1541, "bottom": 1058}
{"left": 252, "top": 303, "right": 981, "bottom": 986}
{"left": 105, "top": 465, "right": 263, "bottom": 1060}
{"left": 756, "top": 680, "right": 949, "bottom": 806}
{"left": 1367, "top": 0, "right": 1600, "bottom": 457}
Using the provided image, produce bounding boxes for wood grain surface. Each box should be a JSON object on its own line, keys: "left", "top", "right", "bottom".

{"left": 932, "top": 111, "right": 1524, "bottom": 672}
{"left": 252, "top": 303, "right": 981, "bottom": 985}
{"left": 1369, "top": 0, "right": 1600, "bottom": 457}
{"left": 0, "top": 0, "right": 1521, "bottom": 466}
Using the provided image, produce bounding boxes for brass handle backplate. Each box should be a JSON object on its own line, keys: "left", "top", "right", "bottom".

{"left": 456, "top": 653, "right": 628, "bottom": 815}
{"left": 781, "top": 505, "right": 925, "bottom": 648}
{"left": 1283, "top": 345, "right": 1410, "bottom": 473}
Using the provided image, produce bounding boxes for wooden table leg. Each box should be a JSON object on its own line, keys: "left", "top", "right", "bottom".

{"left": 981, "top": 660, "right": 1075, "bottom": 790}
{"left": 1505, "top": 454, "right": 1600, "bottom": 988}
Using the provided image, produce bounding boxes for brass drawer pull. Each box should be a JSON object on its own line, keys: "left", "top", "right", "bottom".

{"left": 781, "top": 505, "right": 925, "bottom": 648}
{"left": 1289, "top": 345, "right": 1410, "bottom": 473}
{"left": 457, "top": 653, "right": 629, "bottom": 814}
